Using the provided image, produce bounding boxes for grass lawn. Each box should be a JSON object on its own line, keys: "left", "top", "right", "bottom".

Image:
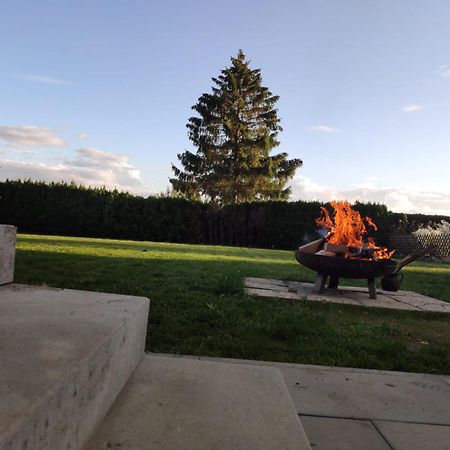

{"left": 14, "top": 234, "right": 450, "bottom": 375}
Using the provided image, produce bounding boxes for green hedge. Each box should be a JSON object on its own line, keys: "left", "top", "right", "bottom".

{"left": 1, "top": 180, "right": 448, "bottom": 249}
{"left": 0, "top": 180, "right": 206, "bottom": 243}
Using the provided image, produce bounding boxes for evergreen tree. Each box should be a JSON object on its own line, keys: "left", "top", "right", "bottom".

{"left": 170, "top": 50, "right": 302, "bottom": 204}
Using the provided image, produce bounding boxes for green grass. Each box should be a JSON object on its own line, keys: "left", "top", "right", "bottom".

{"left": 14, "top": 234, "right": 450, "bottom": 375}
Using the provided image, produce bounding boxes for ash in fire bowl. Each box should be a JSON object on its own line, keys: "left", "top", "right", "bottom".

{"left": 295, "top": 201, "right": 397, "bottom": 299}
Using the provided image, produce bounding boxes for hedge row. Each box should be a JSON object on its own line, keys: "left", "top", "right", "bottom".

{"left": 0, "top": 180, "right": 206, "bottom": 244}
{"left": 1, "top": 180, "right": 448, "bottom": 250}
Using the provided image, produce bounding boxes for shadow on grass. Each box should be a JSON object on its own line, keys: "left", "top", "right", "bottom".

{"left": 18, "top": 234, "right": 450, "bottom": 301}
{"left": 18, "top": 235, "right": 291, "bottom": 259}
{"left": 14, "top": 247, "right": 450, "bottom": 375}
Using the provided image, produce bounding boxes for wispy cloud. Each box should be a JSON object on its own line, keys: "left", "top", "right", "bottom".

{"left": 16, "top": 74, "right": 68, "bottom": 85}
{"left": 402, "top": 104, "right": 423, "bottom": 113}
{"left": 0, "top": 148, "right": 146, "bottom": 195}
{"left": 0, "top": 125, "right": 65, "bottom": 147}
{"left": 437, "top": 65, "right": 450, "bottom": 78}
{"left": 79, "top": 132, "right": 88, "bottom": 140}
{"left": 309, "top": 125, "right": 340, "bottom": 133}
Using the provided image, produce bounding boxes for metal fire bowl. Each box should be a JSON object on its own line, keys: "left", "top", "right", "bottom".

{"left": 295, "top": 239, "right": 397, "bottom": 279}
{"left": 295, "top": 251, "right": 397, "bottom": 279}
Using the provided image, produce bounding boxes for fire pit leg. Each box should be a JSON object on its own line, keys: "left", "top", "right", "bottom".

{"left": 367, "top": 278, "right": 376, "bottom": 299}
{"left": 328, "top": 276, "right": 339, "bottom": 289}
{"left": 313, "top": 273, "right": 327, "bottom": 293}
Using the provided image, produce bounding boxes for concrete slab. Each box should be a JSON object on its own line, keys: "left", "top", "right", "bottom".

{"left": 300, "top": 416, "right": 391, "bottom": 450}
{"left": 375, "top": 421, "right": 450, "bottom": 450}
{"left": 85, "top": 354, "right": 311, "bottom": 450}
{"left": 0, "top": 283, "right": 149, "bottom": 450}
{"left": 271, "top": 365, "right": 450, "bottom": 425}
{"left": 245, "top": 277, "right": 450, "bottom": 313}
{"left": 153, "top": 354, "right": 450, "bottom": 448}
{"left": 0, "top": 224, "right": 16, "bottom": 285}
{"left": 159, "top": 355, "right": 450, "bottom": 426}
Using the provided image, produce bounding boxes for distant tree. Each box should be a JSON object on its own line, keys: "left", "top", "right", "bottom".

{"left": 170, "top": 50, "right": 302, "bottom": 205}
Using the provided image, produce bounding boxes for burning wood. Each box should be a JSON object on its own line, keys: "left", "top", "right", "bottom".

{"left": 315, "top": 201, "right": 395, "bottom": 260}
{"left": 316, "top": 249, "right": 337, "bottom": 257}
{"left": 323, "top": 242, "right": 348, "bottom": 254}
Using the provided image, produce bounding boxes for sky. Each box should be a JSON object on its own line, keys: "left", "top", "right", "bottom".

{"left": 1, "top": 0, "right": 450, "bottom": 214}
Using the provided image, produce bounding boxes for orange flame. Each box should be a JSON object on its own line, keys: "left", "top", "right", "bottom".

{"left": 316, "top": 201, "right": 395, "bottom": 260}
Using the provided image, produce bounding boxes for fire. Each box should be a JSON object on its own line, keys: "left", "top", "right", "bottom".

{"left": 316, "top": 201, "right": 395, "bottom": 260}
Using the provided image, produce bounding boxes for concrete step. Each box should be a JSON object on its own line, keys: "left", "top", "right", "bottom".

{"left": 0, "top": 224, "right": 16, "bottom": 285}
{"left": 0, "top": 283, "right": 149, "bottom": 450}
{"left": 85, "top": 354, "right": 311, "bottom": 450}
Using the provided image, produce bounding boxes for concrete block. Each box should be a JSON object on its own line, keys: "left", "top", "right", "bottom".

{"left": 375, "top": 420, "right": 450, "bottom": 450}
{"left": 0, "top": 224, "right": 16, "bottom": 285}
{"left": 300, "top": 416, "right": 391, "bottom": 450}
{"left": 86, "top": 354, "right": 311, "bottom": 450}
{"left": 0, "top": 283, "right": 149, "bottom": 450}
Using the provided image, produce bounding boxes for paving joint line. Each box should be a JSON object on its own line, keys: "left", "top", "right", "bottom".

{"left": 297, "top": 413, "right": 450, "bottom": 427}
{"left": 371, "top": 419, "right": 396, "bottom": 450}
{"left": 158, "top": 352, "right": 448, "bottom": 379}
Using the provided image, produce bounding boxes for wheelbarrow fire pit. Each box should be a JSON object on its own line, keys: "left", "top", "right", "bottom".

{"left": 295, "top": 238, "right": 397, "bottom": 299}
{"left": 295, "top": 201, "right": 398, "bottom": 299}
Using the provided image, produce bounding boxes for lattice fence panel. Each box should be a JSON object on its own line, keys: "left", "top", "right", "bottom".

{"left": 415, "top": 233, "right": 450, "bottom": 257}
{"left": 389, "top": 233, "right": 450, "bottom": 257}
{"left": 389, "top": 235, "right": 422, "bottom": 256}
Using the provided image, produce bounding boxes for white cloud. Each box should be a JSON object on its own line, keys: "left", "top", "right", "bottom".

{"left": 290, "top": 175, "right": 450, "bottom": 215}
{"left": 309, "top": 125, "right": 340, "bottom": 133}
{"left": 353, "top": 176, "right": 379, "bottom": 190}
{"left": 437, "top": 65, "right": 450, "bottom": 78}
{"left": 290, "top": 176, "right": 342, "bottom": 202}
{"left": 16, "top": 74, "right": 68, "bottom": 85}
{"left": 79, "top": 132, "right": 88, "bottom": 140}
{"left": 0, "top": 148, "right": 147, "bottom": 195}
{"left": 0, "top": 125, "right": 65, "bottom": 147}
{"left": 402, "top": 104, "right": 423, "bottom": 113}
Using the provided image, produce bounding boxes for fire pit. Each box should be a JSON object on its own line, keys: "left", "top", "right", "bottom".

{"left": 295, "top": 202, "right": 397, "bottom": 299}
{"left": 295, "top": 238, "right": 397, "bottom": 298}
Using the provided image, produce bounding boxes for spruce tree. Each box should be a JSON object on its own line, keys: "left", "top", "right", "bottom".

{"left": 170, "top": 50, "right": 302, "bottom": 205}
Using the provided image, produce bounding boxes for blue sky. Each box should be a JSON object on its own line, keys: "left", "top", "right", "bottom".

{"left": 1, "top": 0, "right": 449, "bottom": 214}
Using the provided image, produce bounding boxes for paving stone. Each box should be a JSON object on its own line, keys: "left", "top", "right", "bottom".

{"left": 244, "top": 277, "right": 450, "bottom": 313}
{"left": 395, "top": 293, "right": 450, "bottom": 313}
{"left": 375, "top": 421, "right": 450, "bottom": 450}
{"left": 152, "top": 354, "right": 450, "bottom": 449}
{"left": 246, "top": 287, "right": 300, "bottom": 300}
{"left": 246, "top": 276, "right": 287, "bottom": 287}
{"left": 0, "top": 283, "right": 149, "bottom": 450}
{"left": 279, "top": 365, "right": 450, "bottom": 425}
{"left": 245, "top": 279, "right": 287, "bottom": 292}
{"left": 300, "top": 416, "right": 391, "bottom": 450}
{"left": 86, "top": 354, "right": 311, "bottom": 450}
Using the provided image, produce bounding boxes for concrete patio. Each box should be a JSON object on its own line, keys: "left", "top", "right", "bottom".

{"left": 164, "top": 354, "right": 450, "bottom": 450}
